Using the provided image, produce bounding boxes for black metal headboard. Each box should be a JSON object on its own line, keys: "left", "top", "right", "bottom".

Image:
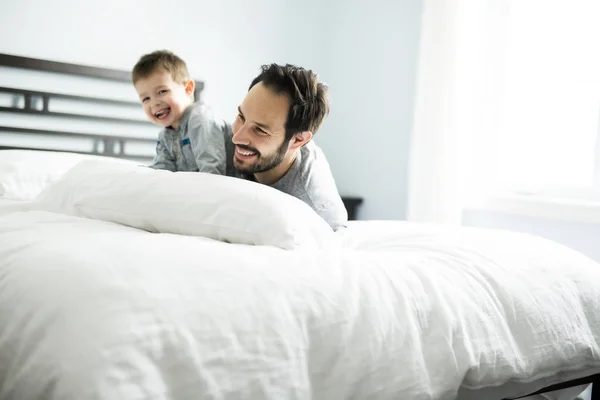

{"left": 0, "top": 53, "right": 205, "bottom": 162}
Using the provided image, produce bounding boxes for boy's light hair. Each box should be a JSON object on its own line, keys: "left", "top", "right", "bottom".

{"left": 132, "top": 50, "right": 190, "bottom": 85}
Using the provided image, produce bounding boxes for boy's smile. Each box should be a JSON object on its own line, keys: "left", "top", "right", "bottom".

{"left": 154, "top": 108, "right": 170, "bottom": 121}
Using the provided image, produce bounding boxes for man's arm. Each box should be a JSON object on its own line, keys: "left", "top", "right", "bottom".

{"left": 149, "top": 134, "right": 176, "bottom": 172}
{"left": 187, "top": 106, "right": 228, "bottom": 175}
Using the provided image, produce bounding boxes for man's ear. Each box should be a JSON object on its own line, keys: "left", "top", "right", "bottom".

{"left": 288, "top": 130, "right": 313, "bottom": 150}
{"left": 184, "top": 80, "right": 195, "bottom": 97}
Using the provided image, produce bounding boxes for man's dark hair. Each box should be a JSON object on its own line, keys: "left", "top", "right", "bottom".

{"left": 249, "top": 64, "right": 330, "bottom": 142}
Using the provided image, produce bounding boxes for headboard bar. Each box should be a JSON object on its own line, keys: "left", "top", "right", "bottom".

{"left": 0, "top": 86, "right": 140, "bottom": 108}
{"left": 0, "top": 126, "right": 155, "bottom": 143}
{"left": 0, "top": 106, "right": 149, "bottom": 126}
{"left": 0, "top": 53, "right": 132, "bottom": 82}
{"left": 0, "top": 145, "right": 151, "bottom": 162}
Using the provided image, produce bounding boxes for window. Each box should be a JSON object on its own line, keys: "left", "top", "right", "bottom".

{"left": 488, "top": 1, "right": 600, "bottom": 198}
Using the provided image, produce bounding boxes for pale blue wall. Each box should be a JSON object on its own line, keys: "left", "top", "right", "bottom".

{"left": 302, "top": 0, "right": 424, "bottom": 220}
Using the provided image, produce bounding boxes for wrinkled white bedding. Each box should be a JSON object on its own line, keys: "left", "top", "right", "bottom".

{"left": 1, "top": 212, "right": 599, "bottom": 400}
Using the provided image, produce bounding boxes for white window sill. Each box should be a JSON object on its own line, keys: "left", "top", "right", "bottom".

{"left": 465, "top": 194, "right": 600, "bottom": 225}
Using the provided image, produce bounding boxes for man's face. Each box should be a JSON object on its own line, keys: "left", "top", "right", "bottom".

{"left": 231, "top": 82, "right": 291, "bottom": 174}
{"left": 134, "top": 71, "right": 193, "bottom": 130}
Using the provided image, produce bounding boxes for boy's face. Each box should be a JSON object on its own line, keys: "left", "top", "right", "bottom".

{"left": 134, "top": 71, "right": 194, "bottom": 130}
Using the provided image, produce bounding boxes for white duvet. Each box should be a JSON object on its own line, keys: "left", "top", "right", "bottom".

{"left": 1, "top": 211, "right": 600, "bottom": 399}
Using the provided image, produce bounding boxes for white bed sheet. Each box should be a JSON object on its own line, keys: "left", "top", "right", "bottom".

{"left": 0, "top": 213, "right": 599, "bottom": 399}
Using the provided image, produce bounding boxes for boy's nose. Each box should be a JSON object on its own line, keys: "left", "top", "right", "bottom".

{"left": 151, "top": 98, "right": 162, "bottom": 108}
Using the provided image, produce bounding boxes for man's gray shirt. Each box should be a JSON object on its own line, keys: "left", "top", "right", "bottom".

{"left": 224, "top": 132, "right": 348, "bottom": 231}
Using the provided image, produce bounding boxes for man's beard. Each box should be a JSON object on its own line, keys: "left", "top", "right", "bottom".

{"left": 234, "top": 140, "right": 289, "bottom": 174}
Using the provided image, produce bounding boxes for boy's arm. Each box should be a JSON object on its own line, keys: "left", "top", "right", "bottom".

{"left": 149, "top": 134, "right": 177, "bottom": 172}
{"left": 187, "top": 108, "right": 228, "bottom": 175}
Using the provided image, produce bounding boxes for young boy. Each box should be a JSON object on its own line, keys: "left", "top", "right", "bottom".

{"left": 132, "top": 50, "right": 230, "bottom": 173}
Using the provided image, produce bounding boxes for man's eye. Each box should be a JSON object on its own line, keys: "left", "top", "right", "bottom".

{"left": 237, "top": 113, "right": 245, "bottom": 121}
{"left": 254, "top": 127, "right": 267, "bottom": 135}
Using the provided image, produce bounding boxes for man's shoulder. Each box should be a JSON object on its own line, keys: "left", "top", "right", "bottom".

{"left": 275, "top": 141, "right": 336, "bottom": 191}
{"left": 279, "top": 141, "right": 348, "bottom": 230}
{"left": 295, "top": 141, "right": 331, "bottom": 180}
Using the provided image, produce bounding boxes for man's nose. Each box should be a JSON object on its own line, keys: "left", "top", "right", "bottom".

{"left": 232, "top": 123, "right": 250, "bottom": 144}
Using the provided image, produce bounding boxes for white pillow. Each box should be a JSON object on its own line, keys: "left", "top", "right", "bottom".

{"left": 34, "top": 160, "right": 335, "bottom": 250}
{"left": 0, "top": 150, "right": 137, "bottom": 200}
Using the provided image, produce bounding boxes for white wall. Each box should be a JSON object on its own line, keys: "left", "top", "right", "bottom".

{"left": 1, "top": 0, "right": 424, "bottom": 220}
{"left": 1, "top": 0, "right": 292, "bottom": 120}
{"left": 297, "top": 0, "right": 424, "bottom": 220}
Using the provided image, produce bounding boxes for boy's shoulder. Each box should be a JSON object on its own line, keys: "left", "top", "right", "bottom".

{"left": 186, "top": 101, "right": 215, "bottom": 120}
{"left": 185, "top": 102, "right": 231, "bottom": 132}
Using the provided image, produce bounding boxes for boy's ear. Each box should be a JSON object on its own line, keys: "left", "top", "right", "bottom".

{"left": 184, "top": 80, "right": 195, "bottom": 96}
{"left": 288, "top": 130, "right": 313, "bottom": 151}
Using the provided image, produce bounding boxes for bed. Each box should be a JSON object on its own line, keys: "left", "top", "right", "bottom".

{"left": 1, "top": 53, "right": 599, "bottom": 400}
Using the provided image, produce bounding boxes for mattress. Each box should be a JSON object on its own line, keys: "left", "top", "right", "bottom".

{"left": 459, "top": 379, "right": 591, "bottom": 400}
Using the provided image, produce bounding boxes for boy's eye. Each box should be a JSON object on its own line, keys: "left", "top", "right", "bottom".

{"left": 158, "top": 89, "right": 168, "bottom": 95}
{"left": 142, "top": 97, "right": 150, "bottom": 103}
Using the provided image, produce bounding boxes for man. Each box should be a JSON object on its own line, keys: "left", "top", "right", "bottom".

{"left": 224, "top": 63, "right": 348, "bottom": 231}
